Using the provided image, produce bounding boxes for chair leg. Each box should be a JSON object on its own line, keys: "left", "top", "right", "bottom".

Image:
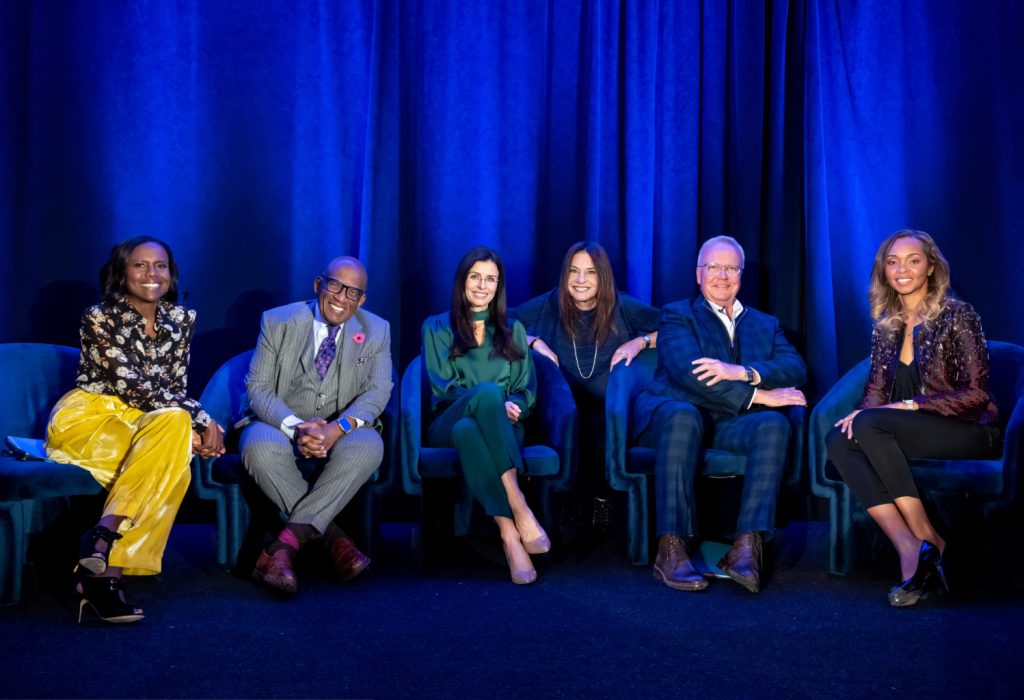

{"left": 828, "top": 485, "right": 855, "bottom": 575}
{"left": 359, "top": 489, "right": 380, "bottom": 558}
{"left": 225, "top": 485, "right": 242, "bottom": 570}
{"left": 0, "top": 502, "right": 27, "bottom": 606}
{"left": 627, "top": 477, "right": 651, "bottom": 566}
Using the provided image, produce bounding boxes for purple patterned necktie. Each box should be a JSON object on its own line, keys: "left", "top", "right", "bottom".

{"left": 314, "top": 325, "right": 340, "bottom": 381}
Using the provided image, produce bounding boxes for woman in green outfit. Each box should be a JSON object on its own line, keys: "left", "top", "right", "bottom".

{"left": 422, "top": 246, "right": 550, "bottom": 584}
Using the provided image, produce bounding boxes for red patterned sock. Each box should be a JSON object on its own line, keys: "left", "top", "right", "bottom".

{"left": 267, "top": 523, "right": 317, "bottom": 555}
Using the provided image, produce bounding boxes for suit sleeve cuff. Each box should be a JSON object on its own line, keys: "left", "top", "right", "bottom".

{"left": 281, "top": 414, "right": 303, "bottom": 441}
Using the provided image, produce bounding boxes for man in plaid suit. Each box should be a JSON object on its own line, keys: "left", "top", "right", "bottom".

{"left": 634, "top": 236, "right": 807, "bottom": 593}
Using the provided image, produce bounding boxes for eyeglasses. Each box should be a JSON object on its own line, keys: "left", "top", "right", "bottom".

{"left": 467, "top": 272, "right": 500, "bottom": 287}
{"left": 319, "top": 275, "right": 365, "bottom": 301}
{"left": 698, "top": 263, "right": 743, "bottom": 279}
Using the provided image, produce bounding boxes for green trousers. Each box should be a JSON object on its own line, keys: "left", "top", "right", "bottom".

{"left": 428, "top": 382, "right": 525, "bottom": 518}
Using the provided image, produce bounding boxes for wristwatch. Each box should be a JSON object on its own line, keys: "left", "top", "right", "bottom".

{"left": 902, "top": 399, "right": 918, "bottom": 411}
{"left": 642, "top": 335, "right": 651, "bottom": 350}
{"left": 337, "top": 416, "right": 355, "bottom": 434}
{"left": 745, "top": 366, "right": 755, "bottom": 384}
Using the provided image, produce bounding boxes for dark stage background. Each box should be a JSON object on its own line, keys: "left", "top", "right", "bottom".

{"left": 2, "top": 0, "right": 1021, "bottom": 397}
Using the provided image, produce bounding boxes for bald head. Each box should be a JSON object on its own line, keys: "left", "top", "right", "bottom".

{"left": 326, "top": 256, "right": 368, "bottom": 289}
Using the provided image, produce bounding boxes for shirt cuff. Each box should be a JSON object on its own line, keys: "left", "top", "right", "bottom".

{"left": 746, "top": 388, "right": 757, "bottom": 410}
{"left": 281, "top": 415, "right": 303, "bottom": 441}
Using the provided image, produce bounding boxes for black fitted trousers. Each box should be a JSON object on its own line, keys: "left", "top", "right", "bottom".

{"left": 825, "top": 408, "right": 1000, "bottom": 509}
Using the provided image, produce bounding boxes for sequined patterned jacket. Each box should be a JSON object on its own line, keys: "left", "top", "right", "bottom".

{"left": 860, "top": 298, "right": 998, "bottom": 425}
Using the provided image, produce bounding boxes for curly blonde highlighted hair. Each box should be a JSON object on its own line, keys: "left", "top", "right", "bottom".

{"left": 868, "top": 229, "right": 952, "bottom": 335}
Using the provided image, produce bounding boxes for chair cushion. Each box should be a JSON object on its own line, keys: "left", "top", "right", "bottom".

{"left": 211, "top": 453, "right": 248, "bottom": 484}
{"left": 911, "top": 458, "right": 1004, "bottom": 494}
{"left": 418, "top": 445, "right": 559, "bottom": 479}
{"left": 625, "top": 446, "right": 748, "bottom": 478}
{"left": 0, "top": 454, "right": 105, "bottom": 501}
{"left": 824, "top": 458, "right": 1004, "bottom": 495}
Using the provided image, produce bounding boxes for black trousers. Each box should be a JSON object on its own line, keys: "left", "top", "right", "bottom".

{"left": 825, "top": 408, "right": 1000, "bottom": 509}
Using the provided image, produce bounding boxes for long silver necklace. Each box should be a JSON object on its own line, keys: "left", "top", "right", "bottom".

{"left": 571, "top": 335, "right": 599, "bottom": 380}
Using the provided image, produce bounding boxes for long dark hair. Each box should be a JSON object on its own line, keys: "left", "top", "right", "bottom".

{"left": 449, "top": 246, "right": 524, "bottom": 362}
{"left": 100, "top": 236, "right": 180, "bottom": 305}
{"left": 558, "top": 241, "right": 619, "bottom": 344}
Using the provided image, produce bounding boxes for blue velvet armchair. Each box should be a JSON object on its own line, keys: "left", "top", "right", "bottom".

{"left": 0, "top": 343, "right": 105, "bottom": 605}
{"left": 809, "top": 340, "right": 1024, "bottom": 576}
{"left": 399, "top": 352, "right": 576, "bottom": 542}
{"left": 605, "top": 350, "right": 806, "bottom": 566}
{"left": 192, "top": 350, "right": 400, "bottom": 569}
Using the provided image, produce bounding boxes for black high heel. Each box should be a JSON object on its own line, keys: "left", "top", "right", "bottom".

{"left": 76, "top": 525, "right": 123, "bottom": 575}
{"left": 76, "top": 576, "right": 144, "bottom": 624}
{"left": 888, "top": 540, "right": 949, "bottom": 607}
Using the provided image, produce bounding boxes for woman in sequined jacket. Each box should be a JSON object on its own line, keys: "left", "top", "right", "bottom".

{"left": 826, "top": 230, "right": 1000, "bottom": 607}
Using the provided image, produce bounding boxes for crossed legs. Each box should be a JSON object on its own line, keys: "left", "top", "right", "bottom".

{"left": 430, "top": 383, "right": 548, "bottom": 584}
{"left": 242, "top": 421, "right": 384, "bottom": 592}
{"left": 826, "top": 408, "right": 998, "bottom": 580}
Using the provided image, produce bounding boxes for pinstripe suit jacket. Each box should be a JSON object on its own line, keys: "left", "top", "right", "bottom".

{"left": 245, "top": 301, "right": 393, "bottom": 427}
{"left": 635, "top": 297, "right": 806, "bottom": 434}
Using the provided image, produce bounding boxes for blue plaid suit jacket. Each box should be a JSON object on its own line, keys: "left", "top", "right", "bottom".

{"left": 635, "top": 297, "right": 807, "bottom": 435}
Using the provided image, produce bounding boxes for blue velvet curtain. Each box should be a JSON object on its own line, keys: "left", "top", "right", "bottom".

{"left": 2, "top": 1, "right": 1021, "bottom": 396}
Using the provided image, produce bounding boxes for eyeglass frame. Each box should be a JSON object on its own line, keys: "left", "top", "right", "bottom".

{"left": 697, "top": 262, "right": 744, "bottom": 279}
{"left": 467, "top": 271, "right": 500, "bottom": 287}
{"left": 318, "top": 275, "right": 366, "bottom": 301}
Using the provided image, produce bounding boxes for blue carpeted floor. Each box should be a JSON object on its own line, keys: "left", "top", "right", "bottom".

{"left": 2, "top": 521, "right": 1022, "bottom": 699}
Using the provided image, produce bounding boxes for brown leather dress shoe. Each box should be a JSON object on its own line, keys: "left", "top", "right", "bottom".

{"left": 252, "top": 549, "right": 298, "bottom": 594}
{"left": 329, "top": 536, "right": 370, "bottom": 582}
{"left": 718, "top": 531, "right": 762, "bottom": 593}
{"left": 653, "top": 534, "right": 708, "bottom": 591}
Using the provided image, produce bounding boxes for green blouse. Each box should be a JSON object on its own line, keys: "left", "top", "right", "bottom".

{"left": 422, "top": 311, "right": 536, "bottom": 417}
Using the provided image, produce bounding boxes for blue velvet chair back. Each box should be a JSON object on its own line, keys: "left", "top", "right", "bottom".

{"left": 0, "top": 343, "right": 80, "bottom": 438}
{"left": 197, "top": 350, "right": 254, "bottom": 435}
{"left": 809, "top": 340, "right": 1024, "bottom": 576}
{"left": 605, "top": 349, "right": 806, "bottom": 565}
{"left": 0, "top": 343, "right": 105, "bottom": 606}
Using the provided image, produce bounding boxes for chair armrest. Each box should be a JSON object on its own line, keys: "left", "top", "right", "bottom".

{"left": 366, "top": 367, "right": 401, "bottom": 495}
{"left": 531, "top": 351, "right": 577, "bottom": 492}
{"left": 605, "top": 352, "right": 657, "bottom": 492}
{"left": 808, "top": 358, "right": 870, "bottom": 496}
{"left": 782, "top": 404, "right": 807, "bottom": 488}
{"left": 990, "top": 394, "right": 1024, "bottom": 512}
{"left": 399, "top": 357, "right": 424, "bottom": 495}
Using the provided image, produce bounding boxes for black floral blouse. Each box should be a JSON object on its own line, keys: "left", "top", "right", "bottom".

{"left": 76, "top": 298, "right": 212, "bottom": 432}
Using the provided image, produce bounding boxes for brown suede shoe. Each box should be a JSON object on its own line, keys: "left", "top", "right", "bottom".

{"left": 653, "top": 534, "right": 708, "bottom": 591}
{"left": 329, "top": 536, "right": 371, "bottom": 582}
{"left": 718, "top": 532, "right": 763, "bottom": 593}
{"left": 252, "top": 549, "right": 298, "bottom": 594}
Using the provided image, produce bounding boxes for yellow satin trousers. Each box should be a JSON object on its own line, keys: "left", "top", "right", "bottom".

{"left": 45, "top": 388, "right": 193, "bottom": 576}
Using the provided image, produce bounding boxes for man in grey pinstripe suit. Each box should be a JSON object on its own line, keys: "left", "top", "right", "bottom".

{"left": 240, "top": 256, "right": 393, "bottom": 594}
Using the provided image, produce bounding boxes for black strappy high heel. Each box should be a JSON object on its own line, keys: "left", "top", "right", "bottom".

{"left": 888, "top": 540, "right": 949, "bottom": 607}
{"left": 76, "top": 576, "right": 144, "bottom": 624}
{"left": 76, "top": 525, "right": 123, "bottom": 575}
